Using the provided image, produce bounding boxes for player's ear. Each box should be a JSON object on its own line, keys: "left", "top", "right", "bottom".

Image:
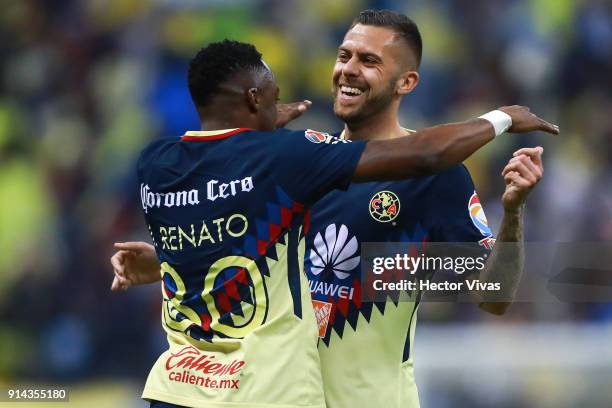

{"left": 246, "top": 87, "right": 260, "bottom": 113}
{"left": 396, "top": 71, "right": 419, "bottom": 96}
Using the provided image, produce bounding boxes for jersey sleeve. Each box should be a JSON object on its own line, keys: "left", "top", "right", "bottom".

{"left": 429, "top": 165, "right": 495, "bottom": 246}
{"left": 272, "top": 129, "right": 367, "bottom": 205}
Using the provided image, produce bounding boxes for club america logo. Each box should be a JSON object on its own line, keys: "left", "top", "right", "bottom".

{"left": 369, "top": 191, "right": 400, "bottom": 223}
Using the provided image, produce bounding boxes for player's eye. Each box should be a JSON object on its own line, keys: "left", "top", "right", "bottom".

{"left": 337, "top": 52, "right": 349, "bottom": 62}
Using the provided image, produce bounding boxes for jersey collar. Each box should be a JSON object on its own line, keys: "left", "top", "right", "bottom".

{"left": 181, "top": 128, "right": 252, "bottom": 141}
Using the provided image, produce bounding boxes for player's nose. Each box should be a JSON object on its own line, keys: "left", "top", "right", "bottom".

{"left": 341, "top": 56, "right": 360, "bottom": 77}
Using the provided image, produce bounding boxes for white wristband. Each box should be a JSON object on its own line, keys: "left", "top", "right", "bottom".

{"left": 478, "top": 110, "right": 512, "bottom": 137}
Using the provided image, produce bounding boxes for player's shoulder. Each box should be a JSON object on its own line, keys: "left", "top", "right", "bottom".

{"left": 240, "top": 128, "right": 305, "bottom": 142}
{"left": 138, "top": 136, "right": 180, "bottom": 167}
{"left": 426, "top": 164, "right": 477, "bottom": 205}
{"left": 378, "top": 165, "right": 472, "bottom": 192}
{"left": 137, "top": 135, "right": 208, "bottom": 177}
{"left": 433, "top": 164, "right": 474, "bottom": 187}
{"left": 241, "top": 128, "right": 305, "bottom": 156}
{"left": 381, "top": 164, "right": 474, "bottom": 201}
{"left": 279, "top": 128, "right": 348, "bottom": 142}
{"left": 264, "top": 128, "right": 353, "bottom": 148}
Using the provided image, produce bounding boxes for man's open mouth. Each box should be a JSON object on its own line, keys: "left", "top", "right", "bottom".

{"left": 337, "top": 85, "right": 366, "bottom": 105}
{"left": 340, "top": 85, "right": 364, "bottom": 96}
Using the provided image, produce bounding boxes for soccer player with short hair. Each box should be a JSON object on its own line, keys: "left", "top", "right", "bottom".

{"left": 304, "top": 10, "right": 546, "bottom": 408}
{"left": 113, "top": 33, "right": 556, "bottom": 407}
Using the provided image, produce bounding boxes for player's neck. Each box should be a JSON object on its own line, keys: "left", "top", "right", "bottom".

{"left": 342, "top": 109, "right": 406, "bottom": 141}
{"left": 197, "top": 107, "right": 257, "bottom": 131}
{"left": 200, "top": 119, "right": 244, "bottom": 131}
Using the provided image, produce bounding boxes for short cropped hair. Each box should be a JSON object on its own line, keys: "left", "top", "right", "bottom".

{"left": 351, "top": 9, "right": 423, "bottom": 67}
{"left": 188, "top": 39, "right": 267, "bottom": 107}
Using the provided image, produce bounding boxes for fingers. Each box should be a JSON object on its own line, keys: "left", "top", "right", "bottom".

{"left": 502, "top": 157, "right": 539, "bottom": 181}
{"left": 512, "top": 146, "right": 543, "bottom": 170}
{"left": 297, "top": 100, "right": 312, "bottom": 112}
{"left": 277, "top": 100, "right": 312, "bottom": 114}
{"left": 537, "top": 118, "right": 559, "bottom": 135}
{"left": 111, "top": 276, "right": 121, "bottom": 291}
{"left": 501, "top": 105, "right": 559, "bottom": 135}
{"left": 287, "top": 104, "right": 305, "bottom": 119}
{"left": 111, "top": 275, "right": 129, "bottom": 292}
{"left": 290, "top": 100, "right": 312, "bottom": 116}
{"left": 502, "top": 156, "right": 526, "bottom": 176}
{"left": 114, "top": 241, "right": 151, "bottom": 254}
{"left": 110, "top": 250, "right": 132, "bottom": 292}
{"left": 512, "top": 146, "right": 543, "bottom": 159}
{"left": 502, "top": 155, "right": 542, "bottom": 186}
{"left": 110, "top": 250, "right": 127, "bottom": 275}
{"left": 275, "top": 100, "right": 312, "bottom": 128}
{"left": 505, "top": 154, "right": 542, "bottom": 179}
{"left": 111, "top": 244, "right": 146, "bottom": 292}
{"left": 502, "top": 160, "right": 539, "bottom": 185}
{"left": 504, "top": 171, "right": 532, "bottom": 189}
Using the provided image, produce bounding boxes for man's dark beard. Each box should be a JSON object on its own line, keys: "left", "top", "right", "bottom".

{"left": 334, "top": 80, "right": 396, "bottom": 125}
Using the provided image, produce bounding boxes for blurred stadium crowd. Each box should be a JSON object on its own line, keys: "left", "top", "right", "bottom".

{"left": 0, "top": 0, "right": 611, "bottom": 403}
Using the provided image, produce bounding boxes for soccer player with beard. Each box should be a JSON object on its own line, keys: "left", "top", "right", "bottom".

{"left": 111, "top": 17, "right": 556, "bottom": 408}
{"left": 305, "top": 10, "right": 546, "bottom": 408}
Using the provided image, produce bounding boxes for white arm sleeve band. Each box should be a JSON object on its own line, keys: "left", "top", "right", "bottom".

{"left": 479, "top": 110, "right": 513, "bottom": 136}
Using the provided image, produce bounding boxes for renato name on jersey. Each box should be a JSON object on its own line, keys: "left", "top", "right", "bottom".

{"left": 136, "top": 128, "right": 366, "bottom": 408}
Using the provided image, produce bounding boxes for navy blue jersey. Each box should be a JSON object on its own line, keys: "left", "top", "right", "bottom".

{"left": 304, "top": 162, "right": 494, "bottom": 408}
{"left": 137, "top": 128, "right": 365, "bottom": 408}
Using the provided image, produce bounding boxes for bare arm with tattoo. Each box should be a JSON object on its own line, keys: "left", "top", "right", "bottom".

{"left": 477, "top": 147, "right": 544, "bottom": 315}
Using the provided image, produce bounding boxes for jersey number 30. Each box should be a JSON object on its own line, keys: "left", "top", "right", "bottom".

{"left": 161, "top": 256, "right": 267, "bottom": 340}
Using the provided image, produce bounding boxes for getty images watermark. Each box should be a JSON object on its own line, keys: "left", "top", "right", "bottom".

{"left": 371, "top": 251, "right": 499, "bottom": 292}
{"left": 361, "top": 242, "right": 612, "bottom": 303}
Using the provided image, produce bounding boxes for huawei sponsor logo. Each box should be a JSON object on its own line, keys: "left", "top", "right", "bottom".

{"left": 309, "top": 224, "right": 360, "bottom": 280}
{"left": 309, "top": 280, "right": 355, "bottom": 300}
